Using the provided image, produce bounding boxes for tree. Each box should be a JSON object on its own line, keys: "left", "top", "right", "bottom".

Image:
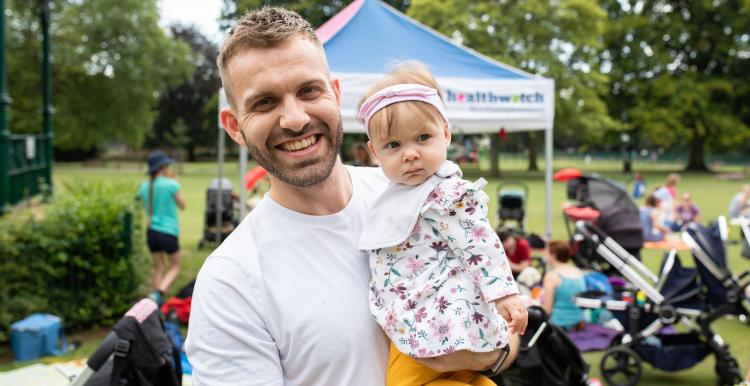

{"left": 6, "top": 0, "right": 193, "bottom": 153}
{"left": 408, "top": 0, "right": 620, "bottom": 171}
{"left": 219, "top": 0, "right": 410, "bottom": 30}
{"left": 148, "top": 24, "right": 221, "bottom": 161}
{"left": 600, "top": 0, "right": 750, "bottom": 171}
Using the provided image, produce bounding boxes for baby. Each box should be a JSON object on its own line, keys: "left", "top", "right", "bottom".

{"left": 357, "top": 62, "right": 527, "bottom": 386}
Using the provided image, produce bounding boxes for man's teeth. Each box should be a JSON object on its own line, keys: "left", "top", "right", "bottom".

{"left": 281, "top": 136, "right": 318, "bottom": 151}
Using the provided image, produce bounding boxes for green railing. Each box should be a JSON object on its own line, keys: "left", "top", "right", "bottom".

{"left": 0, "top": 0, "right": 54, "bottom": 212}
{"left": 0, "top": 133, "right": 52, "bottom": 209}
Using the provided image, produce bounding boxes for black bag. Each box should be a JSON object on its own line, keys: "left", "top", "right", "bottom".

{"left": 493, "top": 307, "right": 589, "bottom": 386}
{"left": 84, "top": 299, "right": 182, "bottom": 386}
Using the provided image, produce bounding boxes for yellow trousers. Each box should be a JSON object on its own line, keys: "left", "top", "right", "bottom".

{"left": 386, "top": 343, "right": 497, "bottom": 386}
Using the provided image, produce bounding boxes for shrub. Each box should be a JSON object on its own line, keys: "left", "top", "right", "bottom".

{"left": 0, "top": 181, "right": 149, "bottom": 343}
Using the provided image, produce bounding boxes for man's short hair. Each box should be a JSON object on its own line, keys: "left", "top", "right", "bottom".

{"left": 217, "top": 6, "right": 322, "bottom": 109}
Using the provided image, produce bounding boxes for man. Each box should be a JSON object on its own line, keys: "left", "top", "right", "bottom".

{"left": 185, "top": 7, "right": 513, "bottom": 385}
{"left": 497, "top": 229, "right": 531, "bottom": 277}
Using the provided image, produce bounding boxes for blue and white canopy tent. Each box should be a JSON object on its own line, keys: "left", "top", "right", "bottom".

{"left": 317, "top": 0, "right": 556, "bottom": 236}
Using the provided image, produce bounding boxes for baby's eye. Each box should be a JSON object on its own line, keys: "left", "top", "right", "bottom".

{"left": 417, "top": 134, "right": 431, "bottom": 142}
{"left": 385, "top": 142, "right": 400, "bottom": 149}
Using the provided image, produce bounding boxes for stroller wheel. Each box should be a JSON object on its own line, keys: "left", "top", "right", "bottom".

{"left": 600, "top": 346, "right": 642, "bottom": 386}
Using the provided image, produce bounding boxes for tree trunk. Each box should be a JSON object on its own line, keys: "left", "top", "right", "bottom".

{"left": 187, "top": 145, "right": 196, "bottom": 162}
{"left": 685, "top": 132, "right": 710, "bottom": 171}
{"left": 526, "top": 132, "right": 538, "bottom": 171}
{"left": 622, "top": 148, "right": 632, "bottom": 173}
{"left": 490, "top": 134, "right": 500, "bottom": 177}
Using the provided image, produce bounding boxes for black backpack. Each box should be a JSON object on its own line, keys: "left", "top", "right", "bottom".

{"left": 493, "top": 307, "right": 589, "bottom": 386}
{"left": 84, "top": 299, "right": 182, "bottom": 386}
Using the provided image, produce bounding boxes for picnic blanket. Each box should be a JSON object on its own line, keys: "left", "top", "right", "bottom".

{"left": 566, "top": 323, "right": 620, "bottom": 352}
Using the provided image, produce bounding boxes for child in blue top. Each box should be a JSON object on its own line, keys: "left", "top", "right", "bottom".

{"left": 137, "top": 151, "right": 186, "bottom": 304}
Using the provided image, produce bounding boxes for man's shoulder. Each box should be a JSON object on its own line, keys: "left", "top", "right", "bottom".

{"left": 198, "top": 217, "right": 261, "bottom": 285}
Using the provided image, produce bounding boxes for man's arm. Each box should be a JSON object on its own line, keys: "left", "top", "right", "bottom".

{"left": 186, "top": 255, "right": 283, "bottom": 386}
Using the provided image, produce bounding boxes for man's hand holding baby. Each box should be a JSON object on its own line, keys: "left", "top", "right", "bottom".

{"left": 494, "top": 294, "right": 528, "bottom": 335}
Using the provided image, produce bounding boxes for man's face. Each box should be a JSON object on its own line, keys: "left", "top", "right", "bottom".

{"left": 221, "top": 37, "right": 343, "bottom": 187}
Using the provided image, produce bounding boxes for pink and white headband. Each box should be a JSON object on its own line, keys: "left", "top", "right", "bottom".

{"left": 356, "top": 83, "right": 449, "bottom": 136}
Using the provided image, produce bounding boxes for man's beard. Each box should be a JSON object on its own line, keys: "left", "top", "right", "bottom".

{"left": 241, "top": 117, "right": 343, "bottom": 187}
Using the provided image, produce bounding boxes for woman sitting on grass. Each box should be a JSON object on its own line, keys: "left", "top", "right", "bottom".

{"left": 542, "top": 240, "right": 586, "bottom": 331}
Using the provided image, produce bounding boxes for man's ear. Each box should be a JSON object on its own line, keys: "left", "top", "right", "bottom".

{"left": 367, "top": 140, "right": 379, "bottom": 161}
{"left": 331, "top": 78, "right": 341, "bottom": 107}
{"left": 220, "top": 108, "right": 245, "bottom": 145}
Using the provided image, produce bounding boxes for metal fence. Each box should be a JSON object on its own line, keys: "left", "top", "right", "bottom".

{"left": 0, "top": 133, "right": 52, "bottom": 210}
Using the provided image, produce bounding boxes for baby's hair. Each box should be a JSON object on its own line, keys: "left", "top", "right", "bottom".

{"left": 548, "top": 240, "right": 572, "bottom": 263}
{"left": 358, "top": 61, "right": 445, "bottom": 139}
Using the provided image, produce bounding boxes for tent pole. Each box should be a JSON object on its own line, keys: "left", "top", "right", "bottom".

{"left": 545, "top": 125, "right": 553, "bottom": 238}
{"left": 490, "top": 133, "right": 499, "bottom": 177}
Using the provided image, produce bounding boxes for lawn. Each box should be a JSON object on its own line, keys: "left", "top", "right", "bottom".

{"left": 2, "top": 155, "right": 749, "bottom": 385}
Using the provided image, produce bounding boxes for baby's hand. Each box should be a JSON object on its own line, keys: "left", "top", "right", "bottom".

{"left": 494, "top": 294, "right": 528, "bottom": 335}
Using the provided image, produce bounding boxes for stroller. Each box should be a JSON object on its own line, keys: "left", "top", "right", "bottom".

{"left": 198, "top": 178, "right": 238, "bottom": 249}
{"left": 681, "top": 219, "right": 750, "bottom": 322}
{"left": 554, "top": 168, "right": 644, "bottom": 274}
{"left": 496, "top": 181, "right": 528, "bottom": 232}
{"left": 69, "top": 298, "right": 182, "bottom": 386}
{"left": 572, "top": 220, "right": 744, "bottom": 386}
{"left": 492, "top": 306, "right": 590, "bottom": 386}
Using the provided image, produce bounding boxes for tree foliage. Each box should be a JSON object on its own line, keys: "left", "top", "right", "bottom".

{"left": 408, "top": 0, "right": 620, "bottom": 151}
{"left": 6, "top": 0, "right": 193, "bottom": 152}
{"left": 601, "top": 0, "right": 750, "bottom": 170}
{"left": 220, "top": 0, "right": 409, "bottom": 29}
{"left": 148, "top": 24, "right": 221, "bottom": 161}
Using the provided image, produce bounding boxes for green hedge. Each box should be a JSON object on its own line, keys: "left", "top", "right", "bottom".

{"left": 0, "top": 181, "right": 150, "bottom": 344}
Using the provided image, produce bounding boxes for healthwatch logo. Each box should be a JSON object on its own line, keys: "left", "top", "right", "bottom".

{"left": 445, "top": 89, "right": 544, "bottom": 104}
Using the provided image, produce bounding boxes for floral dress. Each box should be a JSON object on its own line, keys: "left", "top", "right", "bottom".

{"left": 359, "top": 161, "right": 518, "bottom": 358}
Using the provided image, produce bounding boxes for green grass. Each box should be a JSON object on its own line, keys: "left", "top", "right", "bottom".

{"left": 2, "top": 158, "right": 749, "bottom": 385}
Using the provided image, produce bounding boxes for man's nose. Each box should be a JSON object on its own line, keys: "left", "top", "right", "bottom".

{"left": 279, "top": 97, "right": 310, "bottom": 131}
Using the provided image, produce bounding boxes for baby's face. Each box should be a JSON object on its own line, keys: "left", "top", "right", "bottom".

{"left": 367, "top": 102, "right": 450, "bottom": 186}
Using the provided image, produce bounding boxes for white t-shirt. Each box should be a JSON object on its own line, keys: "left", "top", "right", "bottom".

{"left": 185, "top": 166, "right": 389, "bottom": 386}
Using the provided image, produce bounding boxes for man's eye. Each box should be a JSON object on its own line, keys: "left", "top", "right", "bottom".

{"left": 300, "top": 86, "right": 319, "bottom": 96}
{"left": 418, "top": 134, "right": 431, "bottom": 142}
{"left": 254, "top": 98, "right": 273, "bottom": 109}
{"left": 385, "top": 142, "right": 400, "bottom": 149}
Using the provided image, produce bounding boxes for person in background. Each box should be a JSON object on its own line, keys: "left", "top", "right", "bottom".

{"left": 730, "top": 184, "right": 750, "bottom": 259}
{"left": 653, "top": 173, "right": 681, "bottom": 231}
{"left": 675, "top": 192, "right": 700, "bottom": 230}
{"left": 640, "top": 194, "right": 669, "bottom": 242}
{"left": 541, "top": 240, "right": 586, "bottom": 331}
{"left": 137, "top": 151, "right": 186, "bottom": 304}
{"left": 351, "top": 141, "right": 377, "bottom": 167}
{"left": 632, "top": 173, "right": 646, "bottom": 199}
{"left": 729, "top": 184, "right": 750, "bottom": 220}
{"left": 497, "top": 229, "right": 531, "bottom": 277}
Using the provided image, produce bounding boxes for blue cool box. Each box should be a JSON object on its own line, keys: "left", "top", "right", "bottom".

{"left": 10, "top": 313, "right": 67, "bottom": 361}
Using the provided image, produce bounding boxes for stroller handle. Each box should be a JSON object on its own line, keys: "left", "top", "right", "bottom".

{"left": 497, "top": 180, "right": 529, "bottom": 197}
{"left": 87, "top": 331, "right": 117, "bottom": 371}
